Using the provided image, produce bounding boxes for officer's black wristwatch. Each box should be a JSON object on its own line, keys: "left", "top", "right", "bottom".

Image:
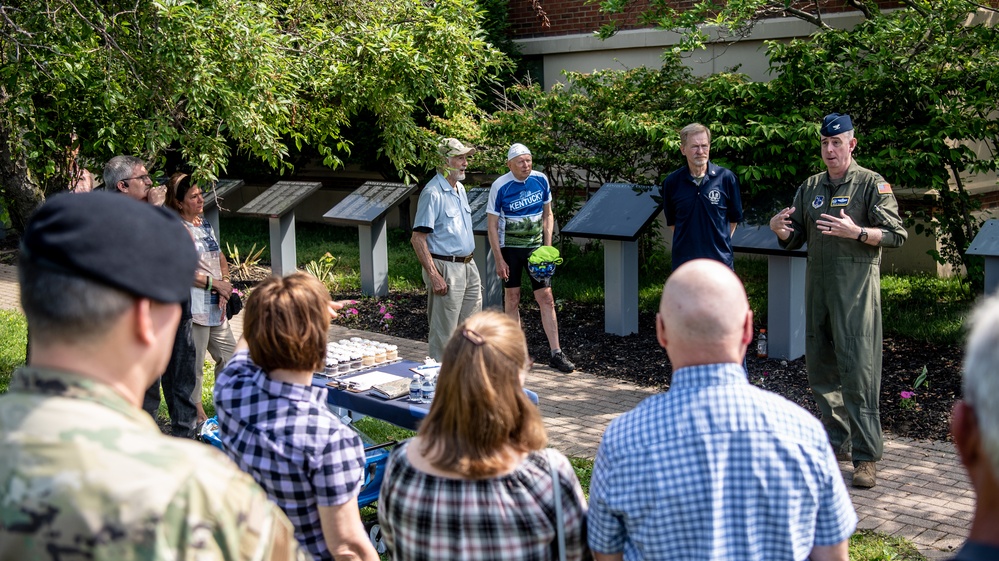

{"left": 857, "top": 228, "right": 868, "bottom": 243}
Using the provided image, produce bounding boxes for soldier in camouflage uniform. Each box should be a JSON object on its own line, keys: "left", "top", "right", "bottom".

{"left": 0, "top": 192, "right": 308, "bottom": 560}
{"left": 770, "top": 113, "right": 907, "bottom": 489}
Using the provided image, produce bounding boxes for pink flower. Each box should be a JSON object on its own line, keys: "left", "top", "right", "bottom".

{"left": 379, "top": 305, "right": 387, "bottom": 314}
{"left": 900, "top": 391, "right": 914, "bottom": 399}
{"left": 348, "top": 308, "right": 359, "bottom": 315}
{"left": 384, "top": 313, "right": 394, "bottom": 320}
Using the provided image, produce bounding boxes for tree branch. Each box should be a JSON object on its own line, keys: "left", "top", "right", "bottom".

{"left": 844, "top": 0, "right": 873, "bottom": 19}
{"left": 899, "top": 0, "right": 930, "bottom": 18}
{"left": 962, "top": 0, "right": 999, "bottom": 13}
{"left": 70, "top": 1, "right": 142, "bottom": 83}
{"left": 782, "top": 5, "right": 832, "bottom": 29}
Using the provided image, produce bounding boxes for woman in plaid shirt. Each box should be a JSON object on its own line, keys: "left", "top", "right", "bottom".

{"left": 378, "top": 310, "right": 588, "bottom": 560}
{"left": 215, "top": 273, "right": 377, "bottom": 560}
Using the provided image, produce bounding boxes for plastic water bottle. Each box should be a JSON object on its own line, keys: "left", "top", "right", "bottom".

{"left": 421, "top": 375, "right": 435, "bottom": 404}
{"left": 757, "top": 329, "right": 768, "bottom": 359}
{"left": 410, "top": 375, "right": 422, "bottom": 403}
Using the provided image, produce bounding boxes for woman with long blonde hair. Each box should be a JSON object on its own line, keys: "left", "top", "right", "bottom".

{"left": 379, "top": 310, "right": 588, "bottom": 560}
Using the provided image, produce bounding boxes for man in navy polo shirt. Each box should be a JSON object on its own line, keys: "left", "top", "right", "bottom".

{"left": 661, "top": 123, "right": 744, "bottom": 270}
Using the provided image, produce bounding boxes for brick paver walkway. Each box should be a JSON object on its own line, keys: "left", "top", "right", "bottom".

{"left": 0, "top": 263, "right": 971, "bottom": 558}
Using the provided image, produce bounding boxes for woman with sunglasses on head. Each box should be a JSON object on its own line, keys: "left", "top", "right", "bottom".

{"left": 165, "top": 172, "right": 236, "bottom": 424}
{"left": 378, "top": 310, "right": 588, "bottom": 561}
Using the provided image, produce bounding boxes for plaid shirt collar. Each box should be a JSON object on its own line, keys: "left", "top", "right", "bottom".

{"left": 245, "top": 358, "right": 328, "bottom": 404}
{"left": 670, "top": 362, "right": 748, "bottom": 390}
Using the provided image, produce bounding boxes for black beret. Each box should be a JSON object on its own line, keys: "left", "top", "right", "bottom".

{"left": 820, "top": 113, "right": 854, "bottom": 137}
{"left": 21, "top": 192, "right": 198, "bottom": 303}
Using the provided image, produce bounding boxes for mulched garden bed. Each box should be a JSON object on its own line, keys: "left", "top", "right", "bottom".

{"left": 333, "top": 289, "right": 962, "bottom": 442}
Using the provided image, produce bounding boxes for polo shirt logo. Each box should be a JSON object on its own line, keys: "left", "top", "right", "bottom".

{"left": 812, "top": 195, "right": 825, "bottom": 209}
{"left": 707, "top": 189, "right": 722, "bottom": 205}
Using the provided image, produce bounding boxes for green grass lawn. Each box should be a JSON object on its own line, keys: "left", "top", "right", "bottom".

{"left": 0, "top": 310, "right": 26, "bottom": 394}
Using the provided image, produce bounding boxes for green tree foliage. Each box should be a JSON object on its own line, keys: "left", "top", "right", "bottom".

{"left": 483, "top": 64, "right": 689, "bottom": 224}
{"left": 573, "top": 0, "right": 999, "bottom": 285}
{"left": 594, "top": 0, "right": 883, "bottom": 49}
{"left": 765, "top": 4, "right": 999, "bottom": 286}
{"left": 482, "top": 64, "right": 691, "bottom": 271}
{"left": 0, "top": 0, "right": 508, "bottom": 231}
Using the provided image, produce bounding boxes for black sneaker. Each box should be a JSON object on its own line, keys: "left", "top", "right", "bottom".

{"left": 549, "top": 351, "right": 575, "bottom": 373}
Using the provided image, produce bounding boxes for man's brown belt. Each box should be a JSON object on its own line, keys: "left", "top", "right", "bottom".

{"left": 431, "top": 253, "right": 473, "bottom": 264}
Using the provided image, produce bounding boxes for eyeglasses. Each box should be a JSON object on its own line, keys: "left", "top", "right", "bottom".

{"left": 121, "top": 174, "right": 152, "bottom": 184}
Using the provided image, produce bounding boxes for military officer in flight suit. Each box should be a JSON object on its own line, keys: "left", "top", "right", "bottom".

{"left": 769, "top": 113, "right": 907, "bottom": 489}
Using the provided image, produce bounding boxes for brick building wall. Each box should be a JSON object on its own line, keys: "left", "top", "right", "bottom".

{"left": 507, "top": 0, "right": 903, "bottom": 39}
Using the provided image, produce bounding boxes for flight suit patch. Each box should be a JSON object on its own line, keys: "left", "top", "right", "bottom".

{"left": 812, "top": 195, "right": 825, "bottom": 209}
{"left": 877, "top": 182, "right": 892, "bottom": 194}
{"left": 831, "top": 196, "right": 850, "bottom": 207}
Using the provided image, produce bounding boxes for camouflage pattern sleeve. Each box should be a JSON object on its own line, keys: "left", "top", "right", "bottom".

{"left": 174, "top": 448, "right": 311, "bottom": 561}
{"left": 0, "top": 367, "right": 310, "bottom": 561}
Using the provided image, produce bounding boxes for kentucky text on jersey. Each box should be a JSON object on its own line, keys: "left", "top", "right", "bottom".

{"left": 510, "top": 191, "right": 544, "bottom": 212}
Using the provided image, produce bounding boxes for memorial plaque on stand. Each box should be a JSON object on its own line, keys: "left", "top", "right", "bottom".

{"left": 732, "top": 225, "right": 807, "bottom": 257}
{"left": 561, "top": 183, "right": 661, "bottom": 242}
{"left": 968, "top": 219, "right": 999, "bottom": 295}
{"left": 323, "top": 181, "right": 417, "bottom": 296}
{"left": 468, "top": 187, "right": 491, "bottom": 235}
{"left": 238, "top": 181, "right": 322, "bottom": 219}
{"left": 237, "top": 181, "right": 322, "bottom": 277}
{"left": 732, "top": 224, "right": 808, "bottom": 360}
{"left": 204, "top": 179, "right": 245, "bottom": 211}
{"left": 560, "top": 183, "right": 661, "bottom": 336}
{"left": 467, "top": 187, "right": 501, "bottom": 308}
{"left": 324, "top": 181, "right": 416, "bottom": 226}
{"left": 202, "top": 179, "right": 244, "bottom": 239}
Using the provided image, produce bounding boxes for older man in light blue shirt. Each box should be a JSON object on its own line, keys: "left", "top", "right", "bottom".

{"left": 411, "top": 138, "right": 482, "bottom": 360}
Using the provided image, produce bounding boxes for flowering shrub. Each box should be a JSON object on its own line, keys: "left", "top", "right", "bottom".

{"left": 336, "top": 304, "right": 361, "bottom": 326}
{"left": 378, "top": 301, "right": 395, "bottom": 331}
{"left": 333, "top": 299, "right": 395, "bottom": 330}
{"left": 899, "top": 366, "right": 928, "bottom": 411}
{"left": 899, "top": 390, "right": 916, "bottom": 410}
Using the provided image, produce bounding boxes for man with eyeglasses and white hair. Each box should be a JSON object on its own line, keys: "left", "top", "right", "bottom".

{"left": 661, "top": 122, "right": 744, "bottom": 271}
{"left": 949, "top": 295, "right": 999, "bottom": 560}
{"left": 105, "top": 154, "right": 198, "bottom": 437}
{"left": 103, "top": 155, "right": 166, "bottom": 205}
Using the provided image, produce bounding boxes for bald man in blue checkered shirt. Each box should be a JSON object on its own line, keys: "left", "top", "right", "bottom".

{"left": 588, "top": 259, "right": 856, "bottom": 561}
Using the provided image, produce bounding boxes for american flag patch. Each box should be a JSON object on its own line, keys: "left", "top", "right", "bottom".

{"left": 877, "top": 182, "right": 892, "bottom": 194}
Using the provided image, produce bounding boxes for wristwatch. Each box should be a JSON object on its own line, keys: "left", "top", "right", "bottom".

{"left": 857, "top": 228, "right": 868, "bottom": 243}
